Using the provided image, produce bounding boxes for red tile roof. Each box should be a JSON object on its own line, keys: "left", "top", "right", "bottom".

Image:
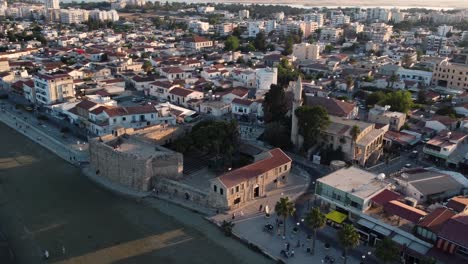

{"left": 305, "top": 97, "right": 356, "bottom": 117}
{"left": 419, "top": 207, "right": 456, "bottom": 233}
{"left": 384, "top": 200, "right": 427, "bottom": 223}
{"left": 218, "top": 148, "right": 292, "bottom": 188}
{"left": 169, "top": 87, "right": 195, "bottom": 97}
{"left": 438, "top": 214, "right": 468, "bottom": 247}
{"left": 89, "top": 106, "right": 108, "bottom": 115}
{"left": 446, "top": 196, "right": 468, "bottom": 213}
{"left": 371, "top": 189, "right": 402, "bottom": 206}
{"left": 232, "top": 98, "right": 254, "bottom": 106}
{"left": 76, "top": 100, "right": 97, "bottom": 110}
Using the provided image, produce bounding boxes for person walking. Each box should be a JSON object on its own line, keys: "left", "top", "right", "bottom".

{"left": 259, "top": 204, "right": 263, "bottom": 212}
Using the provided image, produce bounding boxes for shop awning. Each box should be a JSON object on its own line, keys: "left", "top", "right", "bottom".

{"left": 326, "top": 210, "right": 347, "bottom": 224}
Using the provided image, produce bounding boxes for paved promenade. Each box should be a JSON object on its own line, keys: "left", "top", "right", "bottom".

{"left": 0, "top": 102, "right": 89, "bottom": 165}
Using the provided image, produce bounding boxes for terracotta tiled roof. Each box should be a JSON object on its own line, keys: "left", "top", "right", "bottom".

{"left": 89, "top": 106, "right": 108, "bottom": 115}
{"left": 384, "top": 200, "right": 427, "bottom": 223}
{"left": 305, "top": 97, "right": 356, "bottom": 117}
{"left": 218, "top": 148, "right": 292, "bottom": 188}
{"left": 371, "top": 189, "right": 402, "bottom": 206}
{"left": 169, "top": 87, "right": 194, "bottom": 97}
{"left": 418, "top": 207, "right": 456, "bottom": 233}
{"left": 438, "top": 214, "right": 468, "bottom": 247}
{"left": 232, "top": 98, "right": 254, "bottom": 106}
{"left": 447, "top": 196, "right": 468, "bottom": 213}
{"left": 76, "top": 100, "right": 97, "bottom": 110}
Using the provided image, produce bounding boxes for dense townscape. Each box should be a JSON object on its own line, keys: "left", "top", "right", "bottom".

{"left": 0, "top": 1, "right": 468, "bottom": 264}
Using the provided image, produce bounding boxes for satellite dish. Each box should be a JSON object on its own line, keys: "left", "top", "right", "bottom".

{"left": 377, "top": 173, "right": 386, "bottom": 180}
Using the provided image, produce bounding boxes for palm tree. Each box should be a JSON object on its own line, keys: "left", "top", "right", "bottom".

{"left": 345, "top": 75, "right": 354, "bottom": 92}
{"left": 388, "top": 74, "right": 398, "bottom": 88}
{"left": 338, "top": 224, "right": 360, "bottom": 264}
{"left": 275, "top": 197, "right": 296, "bottom": 237}
{"left": 305, "top": 207, "right": 326, "bottom": 255}
{"left": 350, "top": 125, "right": 361, "bottom": 163}
{"left": 375, "top": 237, "right": 400, "bottom": 263}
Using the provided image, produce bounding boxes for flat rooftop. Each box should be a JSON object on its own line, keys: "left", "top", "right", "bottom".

{"left": 318, "top": 166, "right": 390, "bottom": 199}
{"left": 108, "top": 136, "right": 172, "bottom": 160}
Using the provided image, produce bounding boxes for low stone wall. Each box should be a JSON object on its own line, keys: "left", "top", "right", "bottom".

{"left": 156, "top": 178, "right": 213, "bottom": 209}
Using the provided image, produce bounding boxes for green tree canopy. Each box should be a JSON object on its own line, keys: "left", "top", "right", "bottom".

{"left": 295, "top": 106, "right": 330, "bottom": 149}
{"left": 338, "top": 224, "right": 360, "bottom": 264}
{"left": 253, "top": 31, "right": 266, "bottom": 51}
{"left": 224, "top": 36, "right": 240, "bottom": 51}
{"left": 277, "top": 59, "right": 300, "bottom": 87}
{"left": 365, "top": 90, "right": 414, "bottom": 113}
{"left": 263, "top": 84, "right": 287, "bottom": 123}
{"left": 275, "top": 197, "right": 296, "bottom": 236}
{"left": 375, "top": 238, "right": 400, "bottom": 264}
{"left": 436, "top": 106, "right": 458, "bottom": 119}
{"left": 305, "top": 207, "right": 326, "bottom": 255}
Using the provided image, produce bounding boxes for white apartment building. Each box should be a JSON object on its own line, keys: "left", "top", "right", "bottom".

{"left": 248, "top": 21, "right": 264, "bottom": 38}
{"left": 197, "top": 6, "right": 214, "bottom": 14}
{"left": 370, "top": 23, "right": 393, "bottom": 43}
{"left": 255, "top": 68, "right": 278, "bottom": 91}
{"left": 320, "top": 28, "right": 344, "bottom": 43}
{"left": 273, "top": 12, "right": 285, "bottom": 21}
{"left": 216, "top": 23, "right": 234, "bottom": 36}
{"left": 188, "top": 21, "right": 210, "bottom": 34}
{"left": 293, "top": 43, "right": 320, "bottom": 62}
{"left": 437, "top": 25, "right": 453, "bottom": 37}
{"left": 425, "top": 35, "right": 448, "bottom": 52}
{"left": 60, "top": 8, "right": 89, "bottom": 24}
{"left": 331, "top": 14, "right": 350, "bottom": 26}
{"left": 304, "top": 13, "right": 324, "bottom": 27}
{"left": 89, "top": 9, "right": 119, "bottom": 22}
{"left": 45, "top": 0, "right": 59, "bottom": 9}
{"left": 239, "top": 9, "right": 249, "bottom": 19}
{"left": 264, "top": 20, "right": 277, "bottom": 34}
{"left": 395, "top": 68, "right": 433, "bottom": 86}
{"left": 34, "top": 73, "right": 75, "bottom": 105}
{"left": 367, "top": 7, "right": 391, "bottom": 22}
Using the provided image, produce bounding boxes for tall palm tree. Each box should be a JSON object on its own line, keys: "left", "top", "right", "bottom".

{"left": 375, "top": 237, "right": 399, "bottom": 264}
{"left": 345, "top": 75, "right": 354, "bottom": 92}
{"left": 305, "top": 207, "right": 326, "bottom": 255}
{"left": 350, "top": 125, "right": 361, "bottom": 163}
{"left": 338, "top": 224, "right": 360, "bottom": 264}
{"left": 388, "top": 74, "right": 398, "bottom": 88}
{"left": 275, "top": 197, "right": 296, "bottom": 237}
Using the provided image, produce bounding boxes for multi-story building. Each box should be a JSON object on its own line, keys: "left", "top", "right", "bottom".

{"left": 216, "top": 23, "right": 234, "bottom": 36}
{"left": 60, "top": 8, "right": 89, "bottom": 24}
{"left": 181, "top": 36, "right": 213, "bottom": 50}
{"left": 209, "top": 148, "right": 292, "bottom": 209}
{"left": 34, "top": 73, "right": 74, "bottom": 105}
{"left": 423, "top": 130, "right": 468, "bottom": 167}
{"left": 264, "top": 20, "right": 277, "bottom": 34}
{"left": 331, "top": 14, "right": 350, "bottom": 26}
{"left": 89, "top": 9, "right": 119, "bottom": 22}
{"left": 188, "top": 21, "right": 210, "bottom": 35}
{"left": 239, "top": 9, "right": 249, "bottom": 19}
{"left": 319, "top": 28, "right": 344, "bottom": 43}
{"left": 304, "top": 13, "right": 324, "bottom": 27}
{"left": 367, "top": 7, "right": 391, "bottom": 22}
{"left": 248, "top": 21, "right": 264, "bottom": 38}
{"left": 323, "top": 115, "right": 386, "bottom": 166}
{"left": 273, "top": 12, "right": 285, "bottom": 21}
{"left": 395, "top": 68, "right": 433, "bottom": 86}
{"left": 255, "top": 68, "right": 278, "bottom": 91}
{"left": 369, "top": 23, "right": 393, "bottom": 43}
{"left": 438, "top": 25, "right": 453, "bottom": 37}
{"left": 44, "top": 0, "right": 59, "bottom": 9}
{"left": 368, "top": 105, "right": 406, "bottom": 131}
{"left": 424, "top": 35, "right": 448, "bottom": 52}
{"left": 432, "top": 58, "right": 468, "bottom": 90}
{"left": 315, "top": 166, "right": 390, "bottom": 214}
{"left": 293, "top": 43, "right": 320, "bottom": 62}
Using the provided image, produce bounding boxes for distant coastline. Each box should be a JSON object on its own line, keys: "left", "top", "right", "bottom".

{"left": 59, "top": 0, "right": 467, "bottom": 9}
